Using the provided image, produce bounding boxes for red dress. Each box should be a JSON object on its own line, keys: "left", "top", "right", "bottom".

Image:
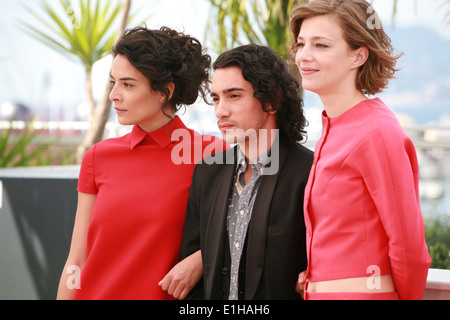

{"left": 74, "top": 117, "right": 225, "bottom": 299}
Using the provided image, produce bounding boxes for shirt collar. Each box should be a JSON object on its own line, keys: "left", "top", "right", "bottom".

{"left": 130, "top": 116, "right": 186, "bottom": 149}
{"left": 235, "top": 145, "right": 270, "bottom": 175}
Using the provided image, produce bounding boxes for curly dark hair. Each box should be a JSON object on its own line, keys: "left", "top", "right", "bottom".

{"left": 213, "top": 44, "right": 307, "bottom": 144}
{"left": 112, "top": 26, "right": 211, "bottom": 117}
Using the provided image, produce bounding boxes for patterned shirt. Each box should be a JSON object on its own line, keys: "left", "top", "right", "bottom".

{"left": 226, "top": 147, "right": 269, "bottom": 300}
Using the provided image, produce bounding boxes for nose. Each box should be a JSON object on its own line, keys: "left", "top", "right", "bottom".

{"left": 109, "top": 83, "right": 120, "bottom": 103}
{"left": 295, "top": 44, "right": 312, "bottom": 66}
{"left": 214, "top": 99, "right": 231, "bottom": 119}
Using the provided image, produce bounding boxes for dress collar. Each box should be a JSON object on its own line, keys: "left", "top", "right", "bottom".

{"left": 129, "top": 116, "right": 186, "bottom": 149}
{"left": 321, "top": 97, "right": 381, "bottom": 126}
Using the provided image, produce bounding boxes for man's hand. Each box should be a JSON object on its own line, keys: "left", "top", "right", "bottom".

{"left": 295, "top": 270, "right": 307, "bottom": 299}
{"left": 159, "top": 250, "right": 202, "bottom": 300}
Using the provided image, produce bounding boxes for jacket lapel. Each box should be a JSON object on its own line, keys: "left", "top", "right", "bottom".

{"left": 204, "top": 147, "right": 237, "bottom": 299}
{"left": 244, "top": 140, "right": 288, "bottom": 299}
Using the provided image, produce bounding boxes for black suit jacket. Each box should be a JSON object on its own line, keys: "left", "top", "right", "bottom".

{"left": 180, "top": 140, "right": 313, "bottom": 299}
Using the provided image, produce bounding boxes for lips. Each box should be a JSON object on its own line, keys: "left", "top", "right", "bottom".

{"left": 114, "top": 106, "right": 127, "bottom": 113}
{"left": 300, "top": 67, "right": 319, "bottom": 76}
{"left": 218, "top": 122, "right": 235, "bottom": 131}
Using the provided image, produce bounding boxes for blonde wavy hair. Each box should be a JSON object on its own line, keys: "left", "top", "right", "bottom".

{"left": 290, "top": 0, "right": 402, "bottom": 95}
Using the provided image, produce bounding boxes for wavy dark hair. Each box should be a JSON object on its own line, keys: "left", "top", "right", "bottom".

{"left": 213, "top": 44, "right": 307, "bottom": 144}
{"left": 112, "top": 26, "right": 211, "bottom": 117}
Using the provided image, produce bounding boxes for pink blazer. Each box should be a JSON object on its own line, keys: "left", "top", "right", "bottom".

{"left": 304, "top": 98, "right": 432, "bottom": 300}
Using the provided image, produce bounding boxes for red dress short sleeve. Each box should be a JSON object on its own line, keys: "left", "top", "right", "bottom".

{"left": 77, "top": 145, "right": 98, "bottom": 194}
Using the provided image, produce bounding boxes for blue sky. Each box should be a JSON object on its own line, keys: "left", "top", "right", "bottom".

{"left": 0, "top": 0, "right": 449, "bottom": 124}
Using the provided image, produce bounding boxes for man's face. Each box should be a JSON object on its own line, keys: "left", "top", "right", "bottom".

{"left": 211, "top": 66, "right": 274, "bottom": 145}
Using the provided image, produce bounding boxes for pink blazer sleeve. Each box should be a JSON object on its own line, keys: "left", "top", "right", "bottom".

{"left": 355, "top": 126, "right": 432, "bottom": 300}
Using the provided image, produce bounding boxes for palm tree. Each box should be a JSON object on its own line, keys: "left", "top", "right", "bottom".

{"left": 21, "top": 0, "right": 135, "bottom": 163}
{"left": 206, "top": 0, "right": 306, "bottom": 97}
{"left": 207, "top": 0, "right": 450, "bottom": 56}
{"left": 206, "top": 0, "right": 304, "bottom": 58}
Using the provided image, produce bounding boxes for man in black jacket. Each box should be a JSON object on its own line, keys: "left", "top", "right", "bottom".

{"left": 161, "top": 44, "right": 313, "bottom": 300}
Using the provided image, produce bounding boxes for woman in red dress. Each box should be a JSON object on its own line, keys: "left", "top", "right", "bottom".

{"left": 57, "top": 26, "right": 225, "bottom": 299}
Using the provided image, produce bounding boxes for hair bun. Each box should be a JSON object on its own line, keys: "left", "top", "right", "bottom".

{"left": 113, "top": 26, "right": 211, "bottom": 114}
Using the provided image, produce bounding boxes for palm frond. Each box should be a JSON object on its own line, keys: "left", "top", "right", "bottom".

{"left": 0, "top": 120, "right": 50, "bottom": 168}
{"left": 206, "top": 0, "right": 302, "bottom": 57}
{"left": 20, "top": 0, "right": 125, "bottom": 71}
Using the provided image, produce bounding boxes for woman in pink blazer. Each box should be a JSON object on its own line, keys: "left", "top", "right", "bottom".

{"left": 291, "top": 0, "right": 432, "bottom": 300}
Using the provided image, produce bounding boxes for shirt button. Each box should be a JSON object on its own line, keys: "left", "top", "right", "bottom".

{"left": 235, "top": 242, "right": 240, "bottom": 249}
{"left": 240, "top": 210, "right": 245, "bottom": 216}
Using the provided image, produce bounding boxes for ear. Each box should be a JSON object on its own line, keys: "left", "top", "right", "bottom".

{"left": 265, "top": 103, "right": 277, "bottom": 115}
{"left": 267, "top": 107, "right": 277, "bottom": 115}
{"left": 160, "top": 82, "right": 175, "bottom": 103}
{"left": 266, "top": 92, "right": 282, "bottom": 114}
{"left": 352, "top": 47, "right": 369, "bottom": 69}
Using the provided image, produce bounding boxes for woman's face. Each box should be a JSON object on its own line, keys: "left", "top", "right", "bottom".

{"left": 109, "top": 54, "right": 173, "bottom": 132}
{"left": 294, "top": 14, "right": 364, "bottom": 96}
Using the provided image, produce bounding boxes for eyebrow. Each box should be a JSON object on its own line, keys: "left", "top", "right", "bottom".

{"left": 109, "top": 73, "right": 137, "bottom": 81}
{"left": 297, "top": 35, "right": 334, "bottom": 43}
{"left": 211, "top": 87, "right": 246, "bottom": 96}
